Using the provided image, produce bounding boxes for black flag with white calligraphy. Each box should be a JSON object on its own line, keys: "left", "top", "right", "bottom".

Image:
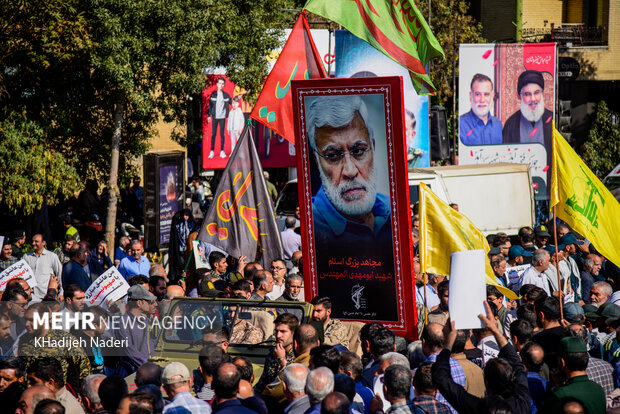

{"left": 197, "top": 125, "right": 283, "bottom": 268}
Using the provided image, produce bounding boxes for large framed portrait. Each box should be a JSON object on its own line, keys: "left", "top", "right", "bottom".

{"left": 291, "top": 76, "right": 417, "bottom": 338}
{"left": 458, "top": 43, "right": 556, "bottom": 200}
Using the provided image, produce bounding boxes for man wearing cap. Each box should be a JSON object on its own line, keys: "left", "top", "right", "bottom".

{"left": 539, "top": 337, "right": 605, "bottom": 414}
{"left": 503, "top": 70, "right": 553, "bottom": 146}
{"left": 11, "top": 230, "right": 26, "bottom": 260}
{"left": 162, "top": 362, "right": 212, "bottom": 413}
{"left": 559, "top": 233, "right": 584, "bottom": 303}
{"left": 534, "top": 225, "right": 551, "bottom": 248}
{"left": 582, "top": 254, "right": 604, "bottom": 303}
{"left": 506, "top": 245, "right": 532, "bottom": 291}
{"left": 566, "top": 324, "right": 615, "bottom": 396}
{"left": 114, "top": 285, "right": 159, "bottom": 377}
{"left": 585, "top": 302, "right": 620, "bottom": 351}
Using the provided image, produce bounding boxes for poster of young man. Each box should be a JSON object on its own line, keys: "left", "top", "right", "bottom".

{"left": 291, "top": 77, "right": 416, "bottom": 338}
{"left": 458, "top": 43, "right": 556, "bottom": 200}
{"left": 159, "top": 164, "right": 182, "bottom": 245}
{"left": 334, "top": 30, "right": 430, "bottom": 169}
{"left": 202, "top": 74, "right": 297, "bottom": 170}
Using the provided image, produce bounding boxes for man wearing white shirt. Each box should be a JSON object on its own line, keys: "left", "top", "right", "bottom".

{"left": 23, "top": 234, "right": 62, "bottom": 303}
{"left": 519, "top": 249, "right": 552, "bottom": 296}
{"left": 416, "top": 273, "right": 444, "bottom": 311}
{"left": 267, "top": 259, "right": 287, "bottom": 300}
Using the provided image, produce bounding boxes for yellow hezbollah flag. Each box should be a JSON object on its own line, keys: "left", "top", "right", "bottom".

{"left": 550, "top": 127, "right": 620, "bottom": 267}
{"left": 419, "top": 182, "right": 518, "bottom": 299}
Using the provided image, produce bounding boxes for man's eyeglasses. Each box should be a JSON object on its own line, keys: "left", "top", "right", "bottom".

{"left": 314, "top": 144, "right": 371, "bottom": 165}
{"left": 270, "top": 266, "right": 285, "bottom": 271}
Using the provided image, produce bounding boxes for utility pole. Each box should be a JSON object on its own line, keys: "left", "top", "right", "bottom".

{"left": 515, "top": 0, "right": 523, "bottom": 42}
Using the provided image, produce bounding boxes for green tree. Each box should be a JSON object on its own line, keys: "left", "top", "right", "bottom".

{"left": 1, "top": 0, "right": 287, "bottom": 247}
{"left": 0, "top": 111, "right": 81, "bottom": 215}
{"left": 88, "top": 0, "right": 286, "bottom": 248}
{"left": 582, "top": 101, "right": 620, "bottom": 177}
{"left": 416, "top": 0, "right": 484, "bottom": 158}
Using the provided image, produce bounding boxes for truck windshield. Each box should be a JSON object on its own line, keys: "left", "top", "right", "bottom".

{"left": 161, "top": 299, "right": 306, "bottom": 347}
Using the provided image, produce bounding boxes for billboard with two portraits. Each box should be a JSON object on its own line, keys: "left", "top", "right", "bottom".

{"left": 291, "top": 77, "right": 416, "bottom": 339}
{"left": 458, "top": 43, "right": 556, "bottom": 199}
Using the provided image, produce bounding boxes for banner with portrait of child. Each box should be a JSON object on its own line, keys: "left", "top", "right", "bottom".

{"left": 458, "top": 43, "right": 557, "bottom": 200}
{"left": 291, "top": 77, "right": 417, "bottom": 339}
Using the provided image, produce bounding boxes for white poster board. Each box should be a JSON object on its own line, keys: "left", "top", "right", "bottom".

{"left": 0, "top": 260, "right": 37, "bottom": 291}
{"left": 449, "top": 250, "right": 486, "bottom": 329}
{"left": 84, "top": 267, "right": 130, "bottom": 306}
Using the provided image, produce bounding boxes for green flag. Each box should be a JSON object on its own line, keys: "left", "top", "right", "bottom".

{"left": 304, "top": 0, "right": 444, "bottom": 94}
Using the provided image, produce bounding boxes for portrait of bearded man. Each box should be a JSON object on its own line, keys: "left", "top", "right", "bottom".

{"left": 502, "top": 70, "right": 553, "bottom": 146}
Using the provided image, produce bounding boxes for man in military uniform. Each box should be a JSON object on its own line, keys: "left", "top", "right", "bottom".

{"left": 18, "top": 303, "right": 91, "bottom": 393}
{"left": 539, "top": 337, "right": 605, "bottom": 414}
{"left": 310, "top": 296, "right": 349, "bottom": 348}
{"left": 228, "top": 305, "right": 264, "bottom": 345}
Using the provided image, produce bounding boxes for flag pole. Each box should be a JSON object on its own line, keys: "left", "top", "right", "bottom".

{"left": 552, "top": 207, "right": 564, "bottom": 321}
{"left": 423, "top": 273, "right": 428, "bottom": 325}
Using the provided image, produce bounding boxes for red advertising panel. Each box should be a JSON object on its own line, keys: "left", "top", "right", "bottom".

{"left": 291, "top": 77, "right": 417, "bottom": 339}
{"left": 202, "top": 75, "right": 296, "bottom": 170}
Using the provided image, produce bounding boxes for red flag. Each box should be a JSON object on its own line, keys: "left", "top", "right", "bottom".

{"left": 250, "top": 11, "right": 327, "bottom": 144}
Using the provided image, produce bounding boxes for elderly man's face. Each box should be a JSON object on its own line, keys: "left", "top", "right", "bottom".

{"left": 520, "top": 83, "right": 544, "bottom": 122}
{"left": 470, "top": 80, "right": 493, "bottom": 118}
{"left": 588, "top": 257, "right": 603, "bottom": 275}
{"left": 285, "top": 278, "right": 302, "bottom": 299}
{"left": 130, "top": 243, "right": 143, "bottom": 260}
{"left": 315, "top": 113, "right": 376, "bottom": 217}
{"left": 590, "top": 285, "right": 610, "bottom": 305}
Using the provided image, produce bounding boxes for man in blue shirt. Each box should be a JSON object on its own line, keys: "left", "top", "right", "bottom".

{"left": 460, "top": 73, "right": 503, "bottom": 146}
{"left": 118, "top": 240, "right": 151, "bottom": 279}
{"left": 62, "top": 243, "right": 92, "bottom": 291}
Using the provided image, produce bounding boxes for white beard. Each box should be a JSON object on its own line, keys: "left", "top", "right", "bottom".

{"left": 470, "top": 98, "right": 490, "bottom": 119}
{"left": 520, "top": 97, "right": 545, "bottom": 123}
{"left": 319, "top": 163, "right": 377, "bottom": 217}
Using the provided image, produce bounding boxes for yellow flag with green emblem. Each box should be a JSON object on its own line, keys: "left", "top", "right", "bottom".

{"left": 550, "top": 127, "right": 620, "bottom": 267}
{"left": 419, "top": 182, "right": 518, "bottom": 299}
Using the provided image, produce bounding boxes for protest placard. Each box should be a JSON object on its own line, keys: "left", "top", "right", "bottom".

{"left": 85, "top": 267, "right": 130, "bottom": 306}
{"left": 0, "top": 260, "right": 37, "bottom": 291}
{"left": 449, "top": 250, "right": 486, "bottom": 330}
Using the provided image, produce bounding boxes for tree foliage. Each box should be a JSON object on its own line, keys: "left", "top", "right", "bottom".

{"left": 0, "top": 111, "right": 81, "bottom": 214}
{"left": 582, "top": 101, "right": 620, "bottom": 177}
{"left": 0, "top": 0, "right": 288, "bottom": 218}
{"left": 415, "top": 0, "right": 485, "bottom": 105}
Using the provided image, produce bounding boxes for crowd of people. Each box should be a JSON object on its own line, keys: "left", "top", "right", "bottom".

{"left": 0, "top": 184, "right": 620, "bottom": 414}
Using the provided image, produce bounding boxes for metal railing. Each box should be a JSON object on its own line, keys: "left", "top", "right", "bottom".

{"left": 522, "top": 25, "right": 607, "bottom": 46}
